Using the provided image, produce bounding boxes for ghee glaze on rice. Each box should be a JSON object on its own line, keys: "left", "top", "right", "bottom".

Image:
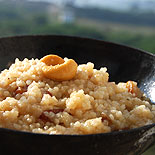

{"left": 0, "top": 55, "right": 154, "bottom": 135}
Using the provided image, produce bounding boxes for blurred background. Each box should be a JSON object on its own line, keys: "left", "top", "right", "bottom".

{"left": 0, "top": 0, "right": 154, "bottom": 154}
{"left": 0, "top": 0, "right": 155, "bottom": 54}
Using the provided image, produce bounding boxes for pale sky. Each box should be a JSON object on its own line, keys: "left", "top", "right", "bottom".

{"left": 29, "top": 0, "right": 155, "bottom": 11}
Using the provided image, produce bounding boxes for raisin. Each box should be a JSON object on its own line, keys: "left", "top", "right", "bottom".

{"left": 15, "top": 86, "right": 27, "bottom": 94}
{"left": 101, "top": 113, "right": 112, "bottom": 125}
{"left": 39, "top": 109, "right": 64, "bottom": 123}
{"left": 39, "top": 112, "right": 51, "bottom": 123}
{"left": 49, "top": 109, "right": 64, "bottom": 114}
{"left": 45, "top": 91, "right": 53, "bottom": 96}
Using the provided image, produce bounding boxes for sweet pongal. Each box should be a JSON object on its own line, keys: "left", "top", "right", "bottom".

{"left": 0, "top": 54, "right": 154, "bottom": 135}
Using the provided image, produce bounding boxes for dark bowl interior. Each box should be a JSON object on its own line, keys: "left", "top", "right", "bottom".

{"left": 0, "top": 35, "right": 154, "bottom": 155}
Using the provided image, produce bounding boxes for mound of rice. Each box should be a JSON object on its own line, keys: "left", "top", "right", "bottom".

{"left": 0, "top": 57, "right": 154, "bottom": 134}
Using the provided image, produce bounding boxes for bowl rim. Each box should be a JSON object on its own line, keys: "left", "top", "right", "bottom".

{"left": 0, "top": 34, "right": 154, "bottom": 137}
{"left": 0, "top": 34, "right": 154, "bottom": 57}
{"left": 0, "top": 123, "right": 154, "bottom": 137}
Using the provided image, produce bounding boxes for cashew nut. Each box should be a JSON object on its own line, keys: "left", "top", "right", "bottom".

{"left": 40, "top": 54, "right": 78, "bottom": 81}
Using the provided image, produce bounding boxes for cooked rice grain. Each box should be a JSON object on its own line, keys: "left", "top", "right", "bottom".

{"left": 0, "top": 58, "right": 154, "bottom": 134}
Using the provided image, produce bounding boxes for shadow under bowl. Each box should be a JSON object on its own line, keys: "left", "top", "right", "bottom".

{"left": 0, "top": 35, "right": 154, "bottom": 155}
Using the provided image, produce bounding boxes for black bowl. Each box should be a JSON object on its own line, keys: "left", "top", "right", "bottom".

{"left": 0, "top": 35, "right": 154, "bottom": 155}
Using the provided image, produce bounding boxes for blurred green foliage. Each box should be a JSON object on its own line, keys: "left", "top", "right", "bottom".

{"left": 0, "top": 20, "right": 155, "bottom": 54}
{"left": 0, "top": 1, "right": 155, "bottom": 54}
{"left": 143, "top": 145, "right": 155, "bottom": 155}
{"left": 74, "top": 7, "right": 155, "bottom": 27}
